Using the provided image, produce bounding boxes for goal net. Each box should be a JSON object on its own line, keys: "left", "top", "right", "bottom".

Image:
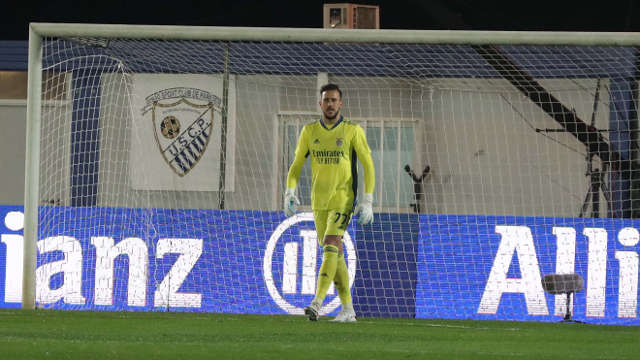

{"left": 23, "top": 24, "right": 640, "bottom": 325}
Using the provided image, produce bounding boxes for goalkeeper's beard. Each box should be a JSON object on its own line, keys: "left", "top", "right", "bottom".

{"left": 323, "top": 109, "right": 339, "bottom": 121}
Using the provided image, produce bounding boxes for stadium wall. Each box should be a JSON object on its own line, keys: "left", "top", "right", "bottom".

{"left": 0, "top": 103, "right": 26, "bottom": 205}
{"left": 0, "top": 83, "right": 620, "bottom": 223}
{"left": 0, "top": 39, "right": 634, "bottom": 216}
{"left": 1, "top": 41, "right": 638, "bottom": 215}
{"left": 93, "top": 73, "right": 610, "bottom": 216}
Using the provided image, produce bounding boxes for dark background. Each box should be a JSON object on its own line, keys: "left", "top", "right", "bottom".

{"left": 2, "top": 0, "right": 640, "bottom": 40}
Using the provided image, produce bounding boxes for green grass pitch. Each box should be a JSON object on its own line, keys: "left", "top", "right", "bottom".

{"left": 0, "top": 308, "right": 638, "bottom": 359}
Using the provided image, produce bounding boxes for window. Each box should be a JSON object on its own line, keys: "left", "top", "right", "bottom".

{"left": 360, "top": 120, "right": 416, "bottom": 212}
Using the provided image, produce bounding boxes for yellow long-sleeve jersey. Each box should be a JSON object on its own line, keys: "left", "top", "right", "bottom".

{"left": 286, "top": 116, "right": 375, "bottom": 211}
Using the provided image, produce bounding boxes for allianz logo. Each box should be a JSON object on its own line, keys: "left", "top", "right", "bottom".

{"left": 1, "top": 210, "right": 203, "bottom": 308}
{"left": 2, "top": 211, "right": 24, "bottom": 304}
{"left": 1, "top": 210, "right": 356, "bottom": 313}
{"left": 479, "top": 225, "right": 640, "bottom": 318}
{"left": 263, "top": 212, "right": 356, "bottom": 315}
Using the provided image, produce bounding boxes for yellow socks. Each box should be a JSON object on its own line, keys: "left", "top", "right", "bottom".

{"left": 333, "top": 253, "right": 352, "bottom": 306}
{"left": 312, "top": 245, "right": 354, "bottom": 311}
{"left": 313, "top": 244, "right": 339, "bottom": 305}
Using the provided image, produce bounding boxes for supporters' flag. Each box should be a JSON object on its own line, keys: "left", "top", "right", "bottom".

{"left": 130, "top": 74, "right": 236, "bottom": 191}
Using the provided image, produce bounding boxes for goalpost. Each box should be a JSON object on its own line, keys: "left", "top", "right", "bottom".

{"left": 23, "top": 23, "right": 640, "bottom": 324}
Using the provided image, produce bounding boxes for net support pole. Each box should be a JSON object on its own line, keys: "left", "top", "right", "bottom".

{"left": 218, "top": 43, "right": 230, "bottom": 209}
{"left": 22, "top": 26, "right": 43, "bottom": 310}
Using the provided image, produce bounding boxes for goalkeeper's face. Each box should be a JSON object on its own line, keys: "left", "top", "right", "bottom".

{"left": 320, "top": 90, "right": 343, "bottom": 121}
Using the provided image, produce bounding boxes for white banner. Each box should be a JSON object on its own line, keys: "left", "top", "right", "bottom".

{"left": 130, "top": 74, "right": 235, "bottom": 191}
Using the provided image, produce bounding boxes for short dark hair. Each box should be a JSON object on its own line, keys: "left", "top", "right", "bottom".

{"left": 320, "top": 83, "right": 342, "bottom": 99}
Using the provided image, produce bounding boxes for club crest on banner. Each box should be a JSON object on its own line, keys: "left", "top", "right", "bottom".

{"left": 142, "top": 88, "right": 222, "bottom": 177}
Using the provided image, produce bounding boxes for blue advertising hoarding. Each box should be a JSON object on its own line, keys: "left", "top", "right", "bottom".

{"left": 0, "top": 206, "right": 416, "bottom": 318}
{"left": 1, "top": 205, "right": 639, "bottom": 325}
{"left": 0, "top": 205, "right": 25, "bottom": 309}
{"left": 417, "top": 214, "right": 640, "bottom": 325}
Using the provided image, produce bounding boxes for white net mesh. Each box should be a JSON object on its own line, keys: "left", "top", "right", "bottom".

{"left": 30, "top": 29, "right": 640, "bottom": 324}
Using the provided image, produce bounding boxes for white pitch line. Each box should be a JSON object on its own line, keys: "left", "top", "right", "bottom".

{"left": 356, "top": 320, "right": 521, "bottom": 331}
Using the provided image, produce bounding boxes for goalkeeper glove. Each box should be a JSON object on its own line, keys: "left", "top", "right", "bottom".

{"left": 284, "top": 188, "right": 300, "bottom": 217}
{"left": 354, "top": 193, "right": 374, "bottom": 225}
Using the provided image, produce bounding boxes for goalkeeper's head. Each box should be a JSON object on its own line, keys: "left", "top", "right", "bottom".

{"left": 319, "top": 83, "right": 343, "bottom": 121}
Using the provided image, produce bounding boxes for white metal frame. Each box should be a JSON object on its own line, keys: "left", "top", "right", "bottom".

{"left": 26, "top": 22, "right": 640, "bottom": 309}
{"left": 28, "top": 23, "right": 640, "bottom": 45}
{"left": 24, "top": 27, "right": 42, "bottom": 309}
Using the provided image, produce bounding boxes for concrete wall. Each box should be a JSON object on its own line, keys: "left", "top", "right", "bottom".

{"left": 419, "top": 78, "right": 608, "bottom": 217}
{"left": 0, "top": 102, "right": 26, "bottom": 205}
{"left": 2, "top": 73, "right": 618, "bottom": 218}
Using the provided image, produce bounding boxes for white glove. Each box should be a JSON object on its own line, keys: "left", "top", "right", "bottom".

{"left": 354, "top": 193, "right": 374, "bottom": 225}
{"left": 284, "top": 188, "right": 300, "bottom": 217}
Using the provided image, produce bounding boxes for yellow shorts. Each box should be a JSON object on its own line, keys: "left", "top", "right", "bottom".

{"left": 313, "top": 209, "right": 352, "bottom": 246}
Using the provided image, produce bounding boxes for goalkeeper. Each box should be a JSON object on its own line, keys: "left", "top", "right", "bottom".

{"left": 284, "top": 83, "right": 375, "bottom": 323}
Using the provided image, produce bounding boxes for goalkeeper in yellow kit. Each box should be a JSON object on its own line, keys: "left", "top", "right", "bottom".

{"left": 284, "top": 83, "right": 375, "bottom": 322}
